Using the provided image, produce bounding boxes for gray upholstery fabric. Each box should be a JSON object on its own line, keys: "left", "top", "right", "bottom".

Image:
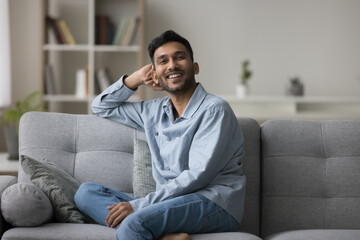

{"left": 21, "top": 155, "right": 90, "bottom": 223}
{"left": 265, "top": 229, "right": 360, "bottom": 240}
{"left": 1, "top": 183, "right": 52, "bottom": 227}
{"left": 1, "top": 223, "right": 262, "bottom": 240}
{"left": 0, "top": 176, "right": 18, "bottom": 236}
{"left": 18, "top": 112, "right": 135, "bottom": 192}
{"left": 237, "top": 118, "right": 261, "bottom": 236}
{"left": 1, "top": 223, "right": 116, "bottom": 240}
{"left": 261, "top": 120, "right": 360, "bottom": 237}
{"left": 192, "top": 232, "right": 262, "bottom": 240}
{"left": 132, "top": 130, "right": 156, "bottom": 198}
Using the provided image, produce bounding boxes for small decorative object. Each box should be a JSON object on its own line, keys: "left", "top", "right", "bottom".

{"left": 0, "top": 91, "right": 46, "bottom": 160}
{"left": 286, "top": 77, "right": 304, "bottom": 96}
{"left": 236, "top": 60, "right": 253, "bottom": 98}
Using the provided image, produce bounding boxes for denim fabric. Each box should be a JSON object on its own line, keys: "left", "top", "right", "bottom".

{"left": 74, "top": 182, "right": 239, "bottom": 240}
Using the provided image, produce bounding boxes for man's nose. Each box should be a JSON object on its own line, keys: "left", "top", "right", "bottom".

{"left": 167, "top": 58, "right": 177, "bottom": 70}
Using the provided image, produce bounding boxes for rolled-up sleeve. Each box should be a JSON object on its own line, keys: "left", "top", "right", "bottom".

{"left": 91, "top": 75, "right": 145, "bottom": 130}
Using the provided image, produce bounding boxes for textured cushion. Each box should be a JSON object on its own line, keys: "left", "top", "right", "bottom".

{"left": 132, "top": 130, "right": 156, "bottom": 198}
{"left": 20, "top": 155, "right": 91, "bottom": 223}
{"left": 1, "top": 183, "right": 53, "bottom": 227}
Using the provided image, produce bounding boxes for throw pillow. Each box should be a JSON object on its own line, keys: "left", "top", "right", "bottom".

{"left": 132, "top": 136, "right": 156, "bottom": 198}
{"left": 1, "top": 183, "right": 53, "bottom": 227}
{"left": 20, "top": 155, "right": 92, "bottom": 223}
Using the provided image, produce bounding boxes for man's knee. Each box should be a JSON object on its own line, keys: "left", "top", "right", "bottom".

{"left": 74, "top": 182, "right": 101, "bottom": 210}
{"left": 116, "top": 212, "right": 153, "bottom": 240}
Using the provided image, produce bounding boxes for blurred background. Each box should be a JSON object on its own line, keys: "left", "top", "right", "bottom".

{"left": 1, "top": 0, "right": 360, "bottom": 152}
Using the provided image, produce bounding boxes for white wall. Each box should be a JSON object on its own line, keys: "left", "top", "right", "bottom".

{"left": 145, "top": 0, "right": 360, "bottom": 97}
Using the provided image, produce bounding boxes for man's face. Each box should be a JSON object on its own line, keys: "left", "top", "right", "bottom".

{"left": 153, "top": 41, "right": 199, "bottom": 94}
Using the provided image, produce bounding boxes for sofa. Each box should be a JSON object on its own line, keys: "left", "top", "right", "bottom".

{"left": 0, "top": 111, "right": 360, "bottom": 240}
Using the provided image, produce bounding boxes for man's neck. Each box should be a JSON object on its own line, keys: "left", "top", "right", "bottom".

{"left": 169, "top": 83, "right": 197, "bottom": 119}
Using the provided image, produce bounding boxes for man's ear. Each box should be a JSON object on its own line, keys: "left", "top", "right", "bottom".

{"left": 152, "top": 70, "right": 159, "bottom": 84}
{"left": 193, "top": 62, "right": 199, "bottom": 75}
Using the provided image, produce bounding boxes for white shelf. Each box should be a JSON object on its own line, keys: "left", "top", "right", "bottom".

{"left": 44, "top": 44, "right": 140, "bottom": 52}
{"left": 220, "top": 95, "right": 360, "bottom": 123}
{"left": 44, "top": 94, "right": 90, "bottom": 102}
{"left": 44, "top": 44, "right": 90, "bottom": 51}
{"left": 93, "top": 45, "right": 140, "bottom": 52}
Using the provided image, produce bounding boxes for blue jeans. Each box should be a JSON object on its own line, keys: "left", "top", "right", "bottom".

{"left": 74, "top": 182, "right": 239, "bottom": 240}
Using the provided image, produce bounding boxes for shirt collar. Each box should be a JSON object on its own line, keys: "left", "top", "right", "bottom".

{"left": 162, "top": 83, "right": 208, "bottom": 120}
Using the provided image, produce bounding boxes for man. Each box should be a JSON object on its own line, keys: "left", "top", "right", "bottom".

{"left": 75, "top": 30, "right": 246, "bottom": 240}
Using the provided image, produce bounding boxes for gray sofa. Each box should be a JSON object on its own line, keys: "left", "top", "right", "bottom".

{"left": 1, "top": 111, "right": 360, "bottom": 240}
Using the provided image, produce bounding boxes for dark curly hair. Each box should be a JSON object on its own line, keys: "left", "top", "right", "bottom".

{"left": 148, "top": 30, "right": 194, "bottom": 64}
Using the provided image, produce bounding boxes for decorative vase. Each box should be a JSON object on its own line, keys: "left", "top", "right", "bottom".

{"left": 286, "top": 78, "right": 304, "bottom": 96}
{"left": 4, "top": 126, "right": 19, "bottom": 160}
{"left": 236, "top": 84, "right": 247, "bottom": 98}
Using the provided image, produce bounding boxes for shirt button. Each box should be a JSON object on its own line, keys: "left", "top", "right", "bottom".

{"left": 167, "top": 136, "right": 171, "bottom": 141}
{"left": 155, "top": 132, "right": 159, "bottom": 136}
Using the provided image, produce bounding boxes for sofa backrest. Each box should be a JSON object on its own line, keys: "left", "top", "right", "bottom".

{"left": 18, "top": 112, "right": 261, "bottom": 236}
{"left": 261, "top": 119, "right": 360, "bottom": 237}
{"left": 19, "top": 112, "right": 136, "bottom": 193}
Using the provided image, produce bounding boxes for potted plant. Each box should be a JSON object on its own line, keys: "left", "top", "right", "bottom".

{"left": 236, "top": 60, "right": 253, "bottom": 98}
{"left": 0, "top": 91, "right": 46, "bottom": 160}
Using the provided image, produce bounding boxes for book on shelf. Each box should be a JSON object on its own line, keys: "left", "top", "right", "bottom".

{"left": 95, "top": 67, "right": 113, "bottom": 92}
{"left": 46, "top": 16, "right": 65, "bottom": 44}
{"left": 46, "top": 16, "right": 76, "bottom": 45}
{"left": 95, "top": 15, "right": 115, "bottom": 45}
{"left": 113, "top": 17, "right": 140, "bottom": 46}
{"left": 44, "top": 64, "right": 57, "bottom": 95}
{"left": 57, "top": 19, "right": 76, "bottom": 45}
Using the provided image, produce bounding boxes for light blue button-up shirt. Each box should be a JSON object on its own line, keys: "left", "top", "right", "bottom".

{"left": 91, "top": 76, "right": 246, "bottom": 223}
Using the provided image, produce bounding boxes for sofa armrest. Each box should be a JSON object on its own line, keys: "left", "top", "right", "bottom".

{"left": 0, "top": 176, "right": 17, "bottom": 237}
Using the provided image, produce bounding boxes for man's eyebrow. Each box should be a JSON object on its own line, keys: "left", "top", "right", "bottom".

{"left": 156, "top": 51, "right": 187, "bottom": 61}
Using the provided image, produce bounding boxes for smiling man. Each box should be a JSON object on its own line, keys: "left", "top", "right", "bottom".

{"left": 74, "top": 30, "right": 246, "bottom": 240}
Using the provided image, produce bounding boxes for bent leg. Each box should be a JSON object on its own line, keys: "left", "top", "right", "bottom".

{"left": 116, "top": 193, "right": 239, "bottom": 240}
{"left": 74, "top": 182, "right": 134, "bottom": 226}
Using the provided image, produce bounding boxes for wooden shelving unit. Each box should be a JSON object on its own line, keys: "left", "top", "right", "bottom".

{"left": 41, "top": 0, "right": 145, "bottom": 114}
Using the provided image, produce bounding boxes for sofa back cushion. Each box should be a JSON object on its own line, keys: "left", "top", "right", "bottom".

{"left": 261, "top": 120, "right": 360, "bottom": 237}
{"left": 19, "top": 112, "right": 135, "bottom": 193}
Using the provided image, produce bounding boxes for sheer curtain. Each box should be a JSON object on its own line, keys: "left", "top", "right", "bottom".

{"left": 0, "top": 0, "right": 11, "bottom": 108}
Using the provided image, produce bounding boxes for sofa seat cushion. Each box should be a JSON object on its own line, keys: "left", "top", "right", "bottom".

{"left": 192, "top": 232, "right": 262, "bottom": 240}
{"left": 1, "top": 223, "right": 116, "bottom": 240}
{"left": 1, "top": 183, "right": 53, "bottom": 227}
{"left": 265, "top": 229, "right": 360, "bottom": 240}
{"left": 2, "top": 223, "right": 261, "bottom": 240}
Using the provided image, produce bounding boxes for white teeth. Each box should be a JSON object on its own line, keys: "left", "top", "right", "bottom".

{"left": 168, "top": 73, "right": 180, "bottom": 79}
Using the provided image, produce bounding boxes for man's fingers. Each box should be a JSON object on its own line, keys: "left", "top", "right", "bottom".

{"left": 105, "top": 202, "right": 134, "bottom": 228}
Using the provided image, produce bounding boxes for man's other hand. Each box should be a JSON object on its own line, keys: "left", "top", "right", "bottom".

{"left": 106, "top": 202, "right": 134, "bottom": 228}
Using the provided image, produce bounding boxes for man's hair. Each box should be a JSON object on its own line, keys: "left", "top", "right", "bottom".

{"left": 148, "top": 30, "right": 194, "bottom": 64}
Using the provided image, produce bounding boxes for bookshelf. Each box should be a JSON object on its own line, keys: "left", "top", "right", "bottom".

{"left": 41, "top": 0, "right": 145, "bottom": 114}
